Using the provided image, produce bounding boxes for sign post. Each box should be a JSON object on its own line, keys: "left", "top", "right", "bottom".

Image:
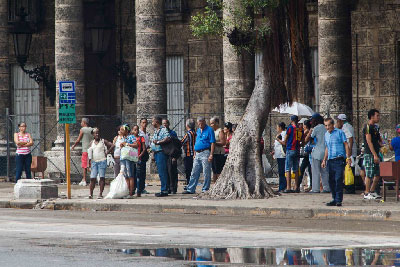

{"left": 59, "top": 81, "right": 76, "bottom": 199}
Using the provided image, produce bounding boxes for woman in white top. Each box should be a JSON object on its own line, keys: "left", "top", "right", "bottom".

{"left": 112, "top": 125, "right": 129, "bottom": 177}
{"left": 273, "top": 122, "right": 286, "bottom": 192}
{"left": 14, "top": 122, "right": 34, "bottom": 182}
{"left": 88, "top": 128, "right": 114, "bottom": 199}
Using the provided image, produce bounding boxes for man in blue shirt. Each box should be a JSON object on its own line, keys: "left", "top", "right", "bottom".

{"left": 151, "top": 116, "right": 171, "bottom": 197}
{"left": 321, "top": 118, "right": 351, "bottom": 206}
{"left": 183, "top": 117, "right": 215, "bottom": 194}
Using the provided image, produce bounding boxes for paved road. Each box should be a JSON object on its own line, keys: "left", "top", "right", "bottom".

{"left": 1, "top": 209, "right": 400, "bottom": 266}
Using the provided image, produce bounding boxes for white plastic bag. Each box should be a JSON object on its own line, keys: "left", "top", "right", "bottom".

{"left": 105, "top": 166, "right": 129, "bottom": 199}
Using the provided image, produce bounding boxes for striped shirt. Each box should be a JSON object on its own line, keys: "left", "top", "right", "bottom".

{"left": 181, "top": 130, "right": 196, "bottom": 157}
{"left": 16, "top": 133, "right": 31, "bottom": 155}
{"left": 324, "top": 128, "right": 347, "bottom": 160}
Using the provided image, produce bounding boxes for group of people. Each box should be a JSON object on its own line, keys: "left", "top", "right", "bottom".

{"left": 69, "top": 116, "right": 236, "bottom": 198}
{"left": 273, "top": 109, "right": 387, "bottom": 206}
{"left": 14, "top": 108, "right": 397, "bottom": 204}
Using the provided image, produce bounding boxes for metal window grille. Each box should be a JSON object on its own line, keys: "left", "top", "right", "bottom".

{"left": 12, "top": 64, "right": 41, "bottom": 155}
{"left": 8, "top": 0, "right": 39, "bottom": 24}
{"left": 165, "top": 0, "right": 182, "bottom": 13}
{"left": 255, "top": 51, "right": 263, "bottom": 80}
{"left": 311, "top": 48, "right": 320, "bottom": 112}
{"left": 166, "top": 56, "right": 185, "bottom": 138}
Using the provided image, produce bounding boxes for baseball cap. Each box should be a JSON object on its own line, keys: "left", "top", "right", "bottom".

{"left": 337, "top": 114, "right": 347, "bottom": 121}
{"left": 290, "top": 115, "right": 299, "bottom": 122}
{"left": 396, "top": 124, "right": 400, "bottom": 133}
{"left": 298, "top": 118, "right": 307, "bottom": 124}
{"left": 311, "top": 113, "right": 322, "bottom": 120}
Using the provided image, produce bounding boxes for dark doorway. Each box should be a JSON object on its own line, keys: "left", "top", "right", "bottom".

{"left": 84, "top": 0, "right": 117, "bottom": 116}
{"left": 84, "top": 0, "right": 119, "bottom": 141}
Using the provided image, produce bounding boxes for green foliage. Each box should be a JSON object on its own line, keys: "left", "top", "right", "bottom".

{"left": 191, "top": 0, "right": 278, "bottom": 52}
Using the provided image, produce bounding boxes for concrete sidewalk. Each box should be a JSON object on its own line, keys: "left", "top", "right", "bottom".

{"left": 1, "top": 181, "right": 400, "bottom": 222}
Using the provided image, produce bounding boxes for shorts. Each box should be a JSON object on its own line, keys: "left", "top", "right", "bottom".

{"left": 120, "top": 159, "right": 136, "bottom": 178}
{"left": 90, "top": 160, "right": 107, "bottom": 178}
{"left": 364, "top": 154, "right": 381, "bottom": 178}
{"left": 358, "top": 157, "right": 365, "bottom": 171}
{"left": 212, "top": 154, "right": 226, "bottom": 174}
{"left": 81, "top": 152, "right": 89, "bottom": 168}
{"left": 285, "top": 150, "right": 299, "bottom": 172}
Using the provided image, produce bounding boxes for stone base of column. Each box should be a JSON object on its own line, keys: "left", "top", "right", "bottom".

{"left": 44, "top": 136, "right": 83, "bottom": 182}
{"left": 14, "top": 179, "right": 58, "bottom": 199}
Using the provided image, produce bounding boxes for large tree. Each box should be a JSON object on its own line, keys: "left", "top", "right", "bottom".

{"left": 191, "top": 0, "right": 314, "bottom": 199}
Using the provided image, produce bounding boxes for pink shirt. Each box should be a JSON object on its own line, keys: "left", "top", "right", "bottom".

{"left": 16, "top": 133, "right": 31, "bottom": 155}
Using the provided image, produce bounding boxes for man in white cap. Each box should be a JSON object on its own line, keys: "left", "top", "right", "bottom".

{"left": 336, "top": 114, "right": 357, "bottom": 194}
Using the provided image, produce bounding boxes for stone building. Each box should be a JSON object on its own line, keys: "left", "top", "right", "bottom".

{"left": 1, "top": 0, "right": 400, "bottom": 177}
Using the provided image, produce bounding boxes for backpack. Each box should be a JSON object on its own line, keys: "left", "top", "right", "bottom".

{"left": 161, "top": 135, "right": 182, "bottom": 158}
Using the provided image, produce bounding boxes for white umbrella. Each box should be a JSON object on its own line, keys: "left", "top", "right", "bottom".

{"left": 272, "top": 102, "right": 314, "bottom": 116}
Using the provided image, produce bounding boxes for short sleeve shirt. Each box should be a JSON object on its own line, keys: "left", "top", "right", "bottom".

{"left": 363, "top": 124, "right": 381, "bottom": 155}
{"left": 391, "top": 137, "right": 400, "bottom": 161}
{"left": 286, "top": 124, "right": 303, "bottom": 151}
{"left": 194, "top": 125, "right": 216, "bottom": 151}
{"left": 139, "top": 130, "right": 150, "bottom": 148}
{"left": 311, "top": 124, "right": 327, "bottom": 161}
{"left": 151, "top": 127, "right": 171, "bottom": 152}
{"left": 125, "top": 135, "right": 145, "bottom": 155}
{"left": 342, "top": 123, "right": 357, "bottom": 157}
{"left": 324, "top": 128, "right": 347, "bottom": 160}
{"left": 81, "top": 127, "right": 94, "bottom": 153}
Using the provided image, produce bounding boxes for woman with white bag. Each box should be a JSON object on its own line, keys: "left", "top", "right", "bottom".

{"left": 120, "top": 125, "right": 139, "bottom": 199}
{"left": 87, "top": 128, "right": 114, "bottom": 199}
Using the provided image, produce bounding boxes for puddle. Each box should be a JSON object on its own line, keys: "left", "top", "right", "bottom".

{"left": 107, "top": 247, "right": 400, "bottom": 265}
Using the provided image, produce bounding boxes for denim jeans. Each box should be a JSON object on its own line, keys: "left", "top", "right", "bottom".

{"left": 277, "top": 158, "right": 286, "bottom": 191}
{"left": 15, "top": 153, "right": 32, "bottom": 182}
{"left": 154, "top": 152, "right": 168, "bottom": 193}
{"left": 328, "top": 158, "right": 345, "bottom": 203}
{"left": 120, "top": 159, "right": 136, "bottom": 178}
{"left": 285, "top": 150, "right": 299, "bottom": 172}
{"left": 186, "top": 150, "right": 212, "bottom": 193}
{"left": 135, "top": 160, "right": 147, "bottom": 193}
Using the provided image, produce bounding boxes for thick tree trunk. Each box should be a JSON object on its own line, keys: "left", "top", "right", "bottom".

{"left": 207, "top": 66, "right": 275, "bottom": 199}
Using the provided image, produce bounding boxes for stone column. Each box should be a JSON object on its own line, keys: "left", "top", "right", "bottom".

{"left": 45, "top": 0, "right": 85, "bottom": 180}
{"left": 135, "top": 0, "right": 167, "bottom": 118}
{"left": 318, "top": 0, "right": 352, "bottom": 117}
{"left": 0, "top": 1, "right": 9, "bottom": 155}
{"left": 223, "top": 0, "right": 255, "bottom": 124}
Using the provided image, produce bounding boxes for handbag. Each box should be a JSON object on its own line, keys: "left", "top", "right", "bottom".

{"left": 345, "top": 164, "right": 354, "bottom": 186}
{"left": 120, "top": 146, "right": 138, "bottom": 162}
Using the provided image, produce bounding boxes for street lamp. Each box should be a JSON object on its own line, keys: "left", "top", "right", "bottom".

{"left": 9, "top": 8, "right": 56, "bottom": 106}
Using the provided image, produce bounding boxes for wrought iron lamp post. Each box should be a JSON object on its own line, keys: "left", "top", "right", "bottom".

{"left": 9, "top": 7, "right": 55, "bottom": 106}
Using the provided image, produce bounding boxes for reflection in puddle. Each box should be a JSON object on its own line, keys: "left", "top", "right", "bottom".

{"left": 108, "top": 247, "right": 400, "bottom": 265}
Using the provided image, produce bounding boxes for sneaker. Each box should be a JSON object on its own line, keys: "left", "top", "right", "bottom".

{"left": 370, "top": 192, "right": 382, "bottom": 199}
{"left": 79, "top": 181, "right": 87, "bottom": 186}
{"left": 182, "top": 191, "right": 194, "bottom": 194}
{"left": 364, "top": 193, "right": 376, "bottom": 200}
{"left": 97, "top": 195, "right": 103, "bottom": 199}
{"left": 86, "top": 195, "right": 93, "bottom": 199}
{"left": 155, "top": 192, "right": 168, "bottom": 197}
{"left": 142, "top": 190, "right": 149, "bottom": 194}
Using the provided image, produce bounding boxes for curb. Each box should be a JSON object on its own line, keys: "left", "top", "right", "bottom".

{"left": 50, "top": 201, "right": 398, "bottom": 222}
{"left": 1, "top": 199, "right": 398, "bottom": 222}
